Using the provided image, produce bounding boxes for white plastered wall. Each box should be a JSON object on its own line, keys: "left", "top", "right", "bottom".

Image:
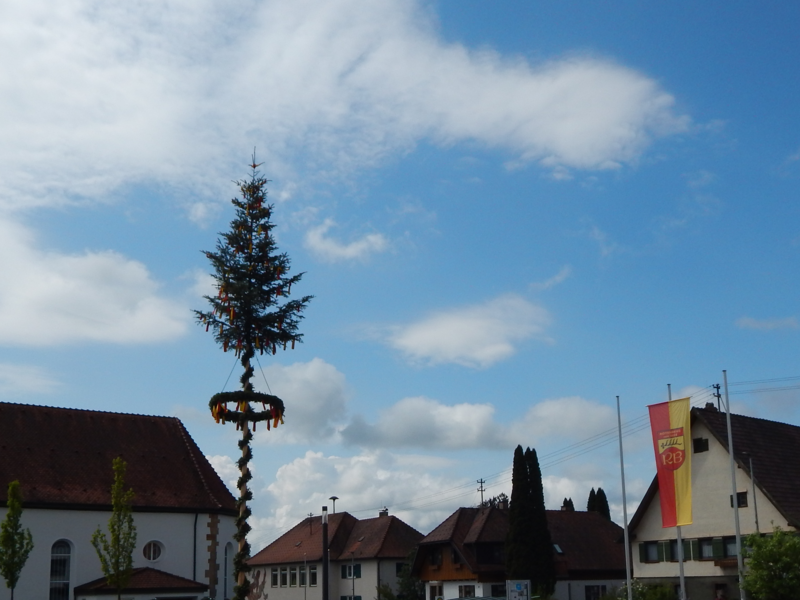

{"left": 0, "top": 507, "right": 235, "bottom": 600}
{"left": 633, "top": 420, "right": 792, "bottom": 579}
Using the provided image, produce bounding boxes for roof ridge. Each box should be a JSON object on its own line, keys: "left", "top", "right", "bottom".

{"left": 174, "top": 417, "right": 223, "bottom": 509}
{"left": 0, "top": 400, "right": 171, "bottom": 420}
{"left": 696, "top": 406, "right": 800, "bottom": 429}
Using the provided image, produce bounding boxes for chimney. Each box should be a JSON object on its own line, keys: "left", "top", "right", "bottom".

{"left": 379, "top": 507, "right": 389, "bottom": 517}
{"left": 499, "top": 498, "right": 508, "bottom": 511}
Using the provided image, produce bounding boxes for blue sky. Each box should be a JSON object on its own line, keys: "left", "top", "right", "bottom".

{"left": 2, "top": 0, "right": 799, "bottom": 548}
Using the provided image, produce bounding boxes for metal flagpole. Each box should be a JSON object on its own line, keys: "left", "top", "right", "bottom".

{"left": 616, "top": 396, "right": 633, "bottom": 600}
{"left": 723, "top": 370, "right": 746, "bottom": 600}
{"left": 668, "top": 384, "right": 687, "bottom": 600}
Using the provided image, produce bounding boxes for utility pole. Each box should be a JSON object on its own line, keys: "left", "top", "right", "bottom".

{"left": 477, "top": 479, "right": 486, "bottom": 505}
{"left": 713, "top": 383, "right": 722, "bottom": 410}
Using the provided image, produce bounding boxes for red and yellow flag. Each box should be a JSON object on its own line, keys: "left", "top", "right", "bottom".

{"left": 648, "top": 397, "right": 692, "bottom": 527}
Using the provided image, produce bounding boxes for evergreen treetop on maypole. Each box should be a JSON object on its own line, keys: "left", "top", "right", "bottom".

{"left": 195, "top": 156, "right": 311, "bottom": 600}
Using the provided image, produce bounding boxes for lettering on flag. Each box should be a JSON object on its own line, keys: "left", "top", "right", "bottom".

{"left": 657, "top": 427, "right": 686, "bottom": 470}
{"left": 648, "top": 397, "right": 693, "bottom": 527}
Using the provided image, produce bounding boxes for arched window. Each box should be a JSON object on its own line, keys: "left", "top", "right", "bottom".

{"left": 224, "top": 542, "right": 234, "bottom": 599}
{"left": 50, "top": 540, "right": 71, "bottom": 600}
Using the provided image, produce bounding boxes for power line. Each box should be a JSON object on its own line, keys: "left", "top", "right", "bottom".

{"left": 346, "top": 378, "right": 798, "bottom": 515}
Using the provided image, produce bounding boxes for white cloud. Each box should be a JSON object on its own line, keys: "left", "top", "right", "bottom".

{"left": 342, "top": 396, "right": 505, "bottom": 449}
{"left": 385, "top": 294, "right": 552, "bottom": 368}
{"left": 0, "top": 217, "right": 187, "bottom": 346}
{"left": 304, "top": 219, "right": 389, "bottom": 262}
{"left": 342, "top": 394, "right": 615, "bottom": 452}
{"left": 251, "top": 358, "right": 349, "bottom": 444}
{"left": 0, "top": 0, "right": 688, "bottom": 212}
{"left": 0, "top": 364, "right": 61, "bottom": 394}
{"left": 206, "top": 454, "right": 240, "bottom": 493}
{"left": 587, "top": 225, "right": 620, "bottom": 258}
{"left": 735, "top": 316, "right": 798, "bottom": 331}
{"left": 530, "top": 265, "right": 572, "bottom": 292}
{"left": 511, "top": 396, "right": 617, "bottom": 444}
{"left": 254, "top": 449, "right": 463, "bottom": 546}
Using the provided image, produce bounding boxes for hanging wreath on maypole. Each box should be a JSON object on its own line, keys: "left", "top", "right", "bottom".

{"left": 195, "top": 156, "right": 312, "bottom": 600}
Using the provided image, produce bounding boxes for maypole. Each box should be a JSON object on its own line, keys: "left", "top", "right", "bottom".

{"left": 196, "top": 156, "right": 312, "bottom": 600}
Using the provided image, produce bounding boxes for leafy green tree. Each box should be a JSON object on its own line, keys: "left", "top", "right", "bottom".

{"left": 526, "top": 447, "right": 555, "bottom": 597}
{"left": 742, "top": 526, "right": 800, "bottom": 600}
{"left": 594, "top": 487, "right": 611, "bottom": 521}
{"left": 91, "top": 457, "right": 137, "bottom": 600}
{"left": 195, "top": 158, "right": 311, "bottom": 600}
{"left": 479, "top": 493, "right": 509, "bottom": 509}
{"left": 0, "top": 481, "right": 34, "bottom": 600}
{"left": 610, "top": 580, "right": 675, "bottom": 600}
{"left": 377, "top": 560, "right": 424, "bottom": 600}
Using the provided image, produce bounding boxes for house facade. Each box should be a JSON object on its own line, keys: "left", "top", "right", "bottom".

{"left": 629, "top": 404, "right": 800, "bottom": 600}
{"left": 248, "top": 510, "right": 423, "bottom": 600}
{"left": 0, "top": 402, "right": 238, "bottom": 600}
{"left": 412, "top": 506, "right": 626, "bottom": 600}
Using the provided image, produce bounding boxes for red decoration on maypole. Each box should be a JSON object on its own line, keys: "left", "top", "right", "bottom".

{"left": 195, "top": 155, "right": 312, "bottom": 600}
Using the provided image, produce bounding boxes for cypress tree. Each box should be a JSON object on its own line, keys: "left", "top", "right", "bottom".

{"left": 525, "top": 447, "right": 555, "bottom": 597}
{"left": 505, "top": 445, "right": 534, "bottom": 579}
{"left": 587, "top": 488, "right": 597, "bottom": 512}
{"left": 595, "top": 487, "right": 611, "bottom": 521}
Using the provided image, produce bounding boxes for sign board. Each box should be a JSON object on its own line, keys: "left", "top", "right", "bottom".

{"left": 506, "top": 580, "right": 531, "bottom": 600}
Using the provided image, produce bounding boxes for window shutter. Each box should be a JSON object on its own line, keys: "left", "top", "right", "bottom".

{"left": 657, "top": 541, "right": 666, "bottom": 562}
{"left": 662, "top": 540, "right": 673, "bottom": 562}
{"left": 683, "top": 540, "right": 692, "bottom": 561}
{"left": 342, "top": 565, "right": 348, "bottom": 579}
{"left": 638, "top": 543, "right": 647, "bottom": 563}
{"left": 690, "top": 539, "right": 699, "bottom": 561}
{"left": 712, "top": 537, "right": 724, "bottom": 559}
{"left": 354, "top": 564, "right": 362, "bottom": 578}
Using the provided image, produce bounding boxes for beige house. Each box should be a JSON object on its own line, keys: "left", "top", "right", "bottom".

{"left": 248, "top": 510, "right": 423, "bottom": 600}
{"left": 629, "top": 404, "right": 800, "bottom": 600}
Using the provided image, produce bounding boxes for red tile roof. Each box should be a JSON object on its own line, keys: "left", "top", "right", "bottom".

{"left": 249, "top": 512, "right": 423, "bottom": 566}
{"left": 630, "top": 406, "right": 800, "bottom": 531}
{"left": 416, "top": 507, "right": 625, "bottom": 579}
{"left": 73, "top": 567, "right": 208, "bottom": 593}
{"left": 695, "top": 406, "right": 800, "bottom": 528}
{"left": 0, "top": 402, "right": 236, "bottom": 514}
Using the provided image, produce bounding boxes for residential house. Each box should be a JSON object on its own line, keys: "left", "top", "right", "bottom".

{"left": 629, "top": 404, "right": 800, "bottom": 600}
{"left": 248, "top": 510, "right": 424, "bottom": 600}
{"left": 412, "top": 506, "right": 626, "bottom": 600}
{"left": 0, "top": 402, "right": 238, "bottom": 600}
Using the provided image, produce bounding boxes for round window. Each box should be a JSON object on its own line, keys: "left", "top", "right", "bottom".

{"left": 143, "top": 541, "right": 163, "bottom": 561}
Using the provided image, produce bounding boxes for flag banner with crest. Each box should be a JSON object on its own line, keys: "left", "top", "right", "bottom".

{"left": 648, "top": 397, "right": 692, "bottom": 527}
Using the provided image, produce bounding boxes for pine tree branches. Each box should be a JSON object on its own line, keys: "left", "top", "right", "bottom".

{"left": 196, "top": 158, "right": 311, "bottom": 600}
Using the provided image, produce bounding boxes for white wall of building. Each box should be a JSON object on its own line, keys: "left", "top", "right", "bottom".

{"left": 251, "top": 558, "right": 409, "bottom": 600}
{"left": 633, "top": 420, "right": 793, "bottom": 581}
{"left": 0, "top": 507, "right": 235, "bottom": 600}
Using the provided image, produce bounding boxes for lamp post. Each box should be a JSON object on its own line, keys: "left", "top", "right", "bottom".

{"left": 322, "top": 506, "right": 329, "bottom": 600}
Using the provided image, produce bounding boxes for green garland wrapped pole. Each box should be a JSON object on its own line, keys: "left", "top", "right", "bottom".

{"left": 195, "top": 157, "right": 312, "bottom": 600}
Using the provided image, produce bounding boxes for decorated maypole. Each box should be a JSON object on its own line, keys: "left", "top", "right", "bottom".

{"left": 195, "top": 157, "right": 312, "bottom": 600}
